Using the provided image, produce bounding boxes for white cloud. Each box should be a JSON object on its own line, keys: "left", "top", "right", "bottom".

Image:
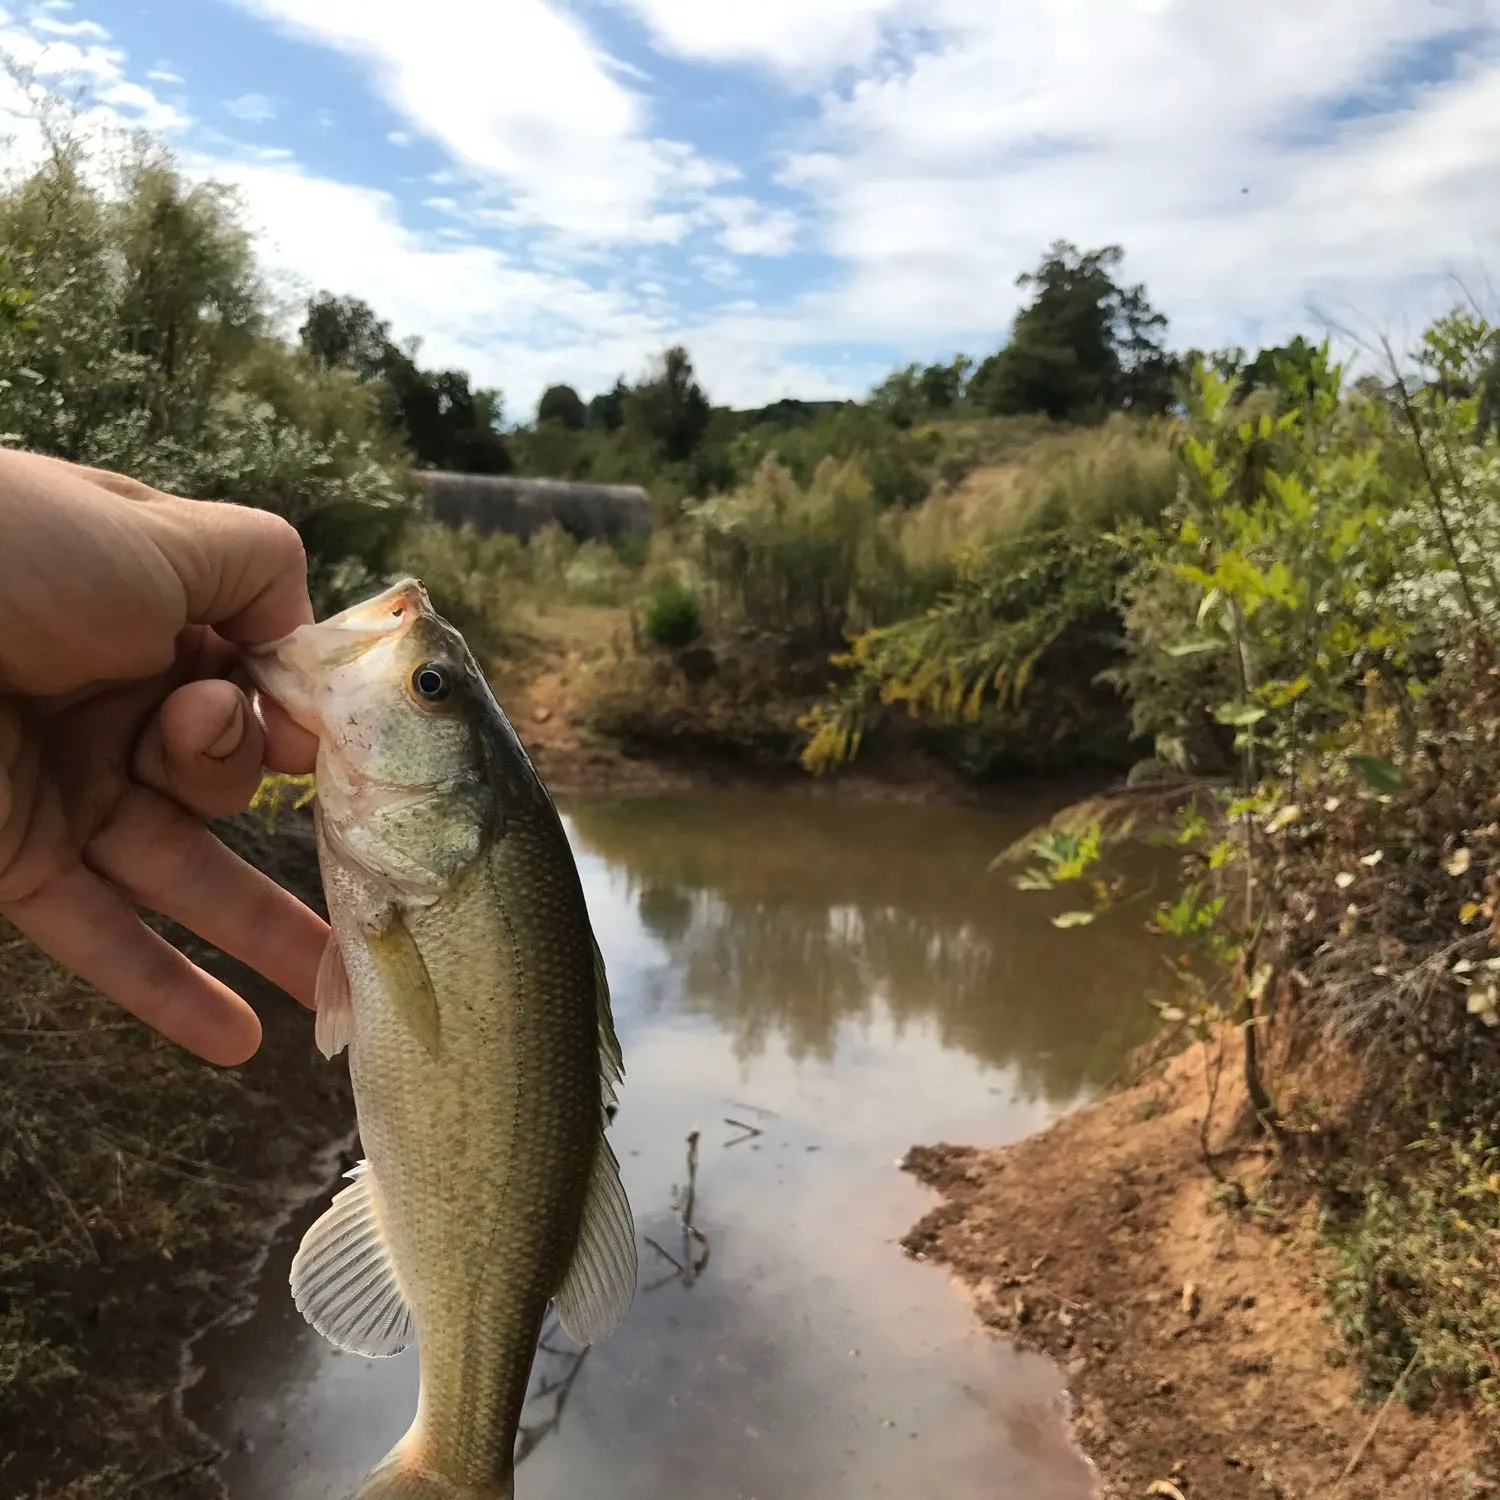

{"left": 610, "top": 0, "right": 905, "bottom": 80}
{"left": 756, "top": 0, "right": 1500, "bottom": 360}
{"left": 199, "top": 147, "right": 875, "bottom": 409}
{"left": 204, "top": 153, "right": 674, "bottom": 405}
{"left": 147, "top": 67, "right": 184, "bottom": 84}
{"left": 224, "top": 91, "right": 276, "bottom": 124}
{"left": 30, "top": 15, "right": 108, "bottom": 39}
{"left": 0, "top": 11, "right": 188, "bottom": 143}
{"left": 226, "top": 0, "right": 742, "bottom": 246}
{"left": 705, "top": 195, "right": 799, "bottom": 256}
{"left": 386, "top": 128, "right": 412, "bottom": 146}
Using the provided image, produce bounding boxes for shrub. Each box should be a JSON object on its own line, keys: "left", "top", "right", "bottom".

{"left": 643, "top": 579, "right": 703, "bottom": 648}
{"left": 394, "top": 520, "right": 524, "bottom": 656}
{"left": 1321, "top": 1130, "right": 1500, "bottom": 1408}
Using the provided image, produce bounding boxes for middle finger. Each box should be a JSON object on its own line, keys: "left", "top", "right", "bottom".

{"left": 134, "top": 678, "right": 266, "bottom": 820}
{"left": 86, "top": 782, "right": 327, "bottom": 1010}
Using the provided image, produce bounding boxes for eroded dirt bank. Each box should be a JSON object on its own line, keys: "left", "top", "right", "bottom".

{"left": 901, "top": 1034, "right": 1500, "bottom": 1499}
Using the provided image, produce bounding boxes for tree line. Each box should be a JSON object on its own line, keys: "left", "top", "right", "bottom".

{"left": 300, "top": 238, "right": 1347, "bottom": 491}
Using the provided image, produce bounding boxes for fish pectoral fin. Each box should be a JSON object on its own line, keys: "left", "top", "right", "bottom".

{"left": 313, "top": 934, "right": 356, "bottom": 1059}
{"left": 553, "top": 1135, "right": 638, "bottom": 1348}
{"left": 289, "top": 1159, "right": 415, "bottom": 1358}
{"left": 364, "top": 908, "right": 442, "bottom": 1058}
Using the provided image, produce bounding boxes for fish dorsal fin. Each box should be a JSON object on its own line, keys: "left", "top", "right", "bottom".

{"left": 552, "top": 1134, "right": 637, "bottom": 1347}
{"left": 290, "top": 1160, "right": 414, "bottom": 1358}
{"left": 364, "top": 909, "right": 441, "bottom": 1059}
{"left": 592, "top": 935, "right": 624, "bottom": 1113}
{"left": 313, "top": 935, "right": 356, "bottom": 1060}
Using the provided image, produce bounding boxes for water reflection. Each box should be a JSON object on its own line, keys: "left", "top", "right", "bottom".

{"left": 515, "top": 1317, "right": 591, "bottom": 1468}
{"left": 189, "top": 791, "right": 1148, "bottom": 1500}
{"left": 567, "top": 793, "right": 1173, "bottom": 1104}
{"left": 640, "top": 1129, "right": 711, "bottom": 1293}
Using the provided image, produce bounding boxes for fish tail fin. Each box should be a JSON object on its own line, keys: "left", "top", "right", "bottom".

{"left": 353, "top": 1446, "right": 512, "bottom": 1500}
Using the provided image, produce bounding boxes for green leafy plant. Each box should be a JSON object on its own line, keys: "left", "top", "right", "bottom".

{"left": 643, "top": 579, "right": 703, "bottom": 649}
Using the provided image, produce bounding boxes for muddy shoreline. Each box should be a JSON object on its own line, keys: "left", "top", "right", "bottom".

{"left": 900, "top": 1032, "right": 1500, "bottom": 1498}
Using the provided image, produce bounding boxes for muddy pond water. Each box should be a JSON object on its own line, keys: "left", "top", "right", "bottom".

{"left": 188, "top": 790, "right": 1176, "bottom": 1499}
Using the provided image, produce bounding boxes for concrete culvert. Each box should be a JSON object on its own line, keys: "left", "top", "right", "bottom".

{"left": 416, "top": 472, "right": 653, "bottom": 544}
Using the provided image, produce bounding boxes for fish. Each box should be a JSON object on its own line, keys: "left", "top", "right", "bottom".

{"left": 245, "top": 577, "right": 637, "bottom": 1500}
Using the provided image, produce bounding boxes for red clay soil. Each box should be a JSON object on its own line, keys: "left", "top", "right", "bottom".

{"left": 901, "top": 1035, "right": 1500, "bottom": 1500}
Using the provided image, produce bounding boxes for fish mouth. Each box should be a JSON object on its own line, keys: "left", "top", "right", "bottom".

{"left": 244, "top": 578, "right": 435, "bottom": 734}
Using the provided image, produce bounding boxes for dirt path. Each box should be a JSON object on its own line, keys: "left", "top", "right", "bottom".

{"left": 901, "top": 1035, "right": 1497, "bottom": 1499}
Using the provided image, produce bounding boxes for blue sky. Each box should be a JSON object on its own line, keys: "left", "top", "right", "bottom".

{"left": 3, "top": 1, "right": 1500, "bottom": 416}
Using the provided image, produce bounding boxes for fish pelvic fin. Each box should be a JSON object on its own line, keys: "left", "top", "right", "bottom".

{"left": 353, "top": 1449, "right": 512, "bottom": 1500}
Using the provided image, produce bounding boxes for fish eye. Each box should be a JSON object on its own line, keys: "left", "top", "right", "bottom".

{"left": 412, "top": 662, "right": 452, "bottom": 702}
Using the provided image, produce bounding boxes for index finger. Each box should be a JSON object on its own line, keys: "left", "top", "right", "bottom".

{"left": 134, "top": 495, "right": 315, "bottom": 647}
{"left": 24, "top": 453, "right": 316, "bottom": 646}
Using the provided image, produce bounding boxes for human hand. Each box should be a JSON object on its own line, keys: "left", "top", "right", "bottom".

{"left": 0, "top": 448, "right": 328, "bottom": 1065}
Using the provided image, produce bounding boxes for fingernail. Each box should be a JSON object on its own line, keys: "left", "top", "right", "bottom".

{"left": 205, "top": 698, "right": 246, "bottom": 761}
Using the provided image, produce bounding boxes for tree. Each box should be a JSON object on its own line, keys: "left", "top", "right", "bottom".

{"left": 625, "top": 345, "right": 712, "bottom": 462}
{"left": 1178, "top": 346, "right": 1248, "bottom": 387}
{"left": 1114, "top": 284, "right": 1178, "bottom": 413}
{"left": 918, "top": 355, "right": 972, "bottom": 412}
{"left": 537, "top": 382, "right": 586, "bottom": 430}
{"left": 388, "top": 361, "right": 511, "bottom": 474}
{"left": 970, "top": 242, "right": 1175, "bottom": 421}
{"left": 868, "top": 363, "right": 922, "bottom": 427}
{"left": 300, "top": 293, "right": 393, "bottom": 383}
{"left": 869, "top": 355, "right": 972, "bottom": 426}
{"left": 300, "top": 290, "right": 510, "bottom": 473}
{"left": 1241, "top": 335, "right": 1323, "bottom": 400}
{"left": 588, "top": 378, "right": 627, "bottom": 432}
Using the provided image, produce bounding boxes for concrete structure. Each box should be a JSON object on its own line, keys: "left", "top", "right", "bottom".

{"left": 417, "top": 472, "right": 653, "bottom": 543}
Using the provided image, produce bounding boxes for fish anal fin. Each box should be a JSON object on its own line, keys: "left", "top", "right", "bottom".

{"left": 289, "top": 1159, "right": 414, "bottom": 1358}
{"left": 313, "top": 934, "right": 355, "bottom": 1060}
{"left": 552, "top": 1134, "right": 637, "bottom": 1347}
{"left": 364, "top": 909, "right": 441, "bottom": 1058}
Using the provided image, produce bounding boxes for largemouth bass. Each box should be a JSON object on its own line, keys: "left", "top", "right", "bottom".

{"left": 245, "top": 578, "right": 637, "bottom": 1500}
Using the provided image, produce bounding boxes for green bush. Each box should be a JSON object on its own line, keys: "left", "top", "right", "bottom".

{"left": 1321, "top": 1130, "right": 1500, "bottom": 1408}
{"left": 0, "top": 135, "right": 419, "bottom": 614}
{"left": 643, "top": 579, "right": 703, "bottom": 648}
{"left": 394, "top": 520, "right": 525, "bottom": 654}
